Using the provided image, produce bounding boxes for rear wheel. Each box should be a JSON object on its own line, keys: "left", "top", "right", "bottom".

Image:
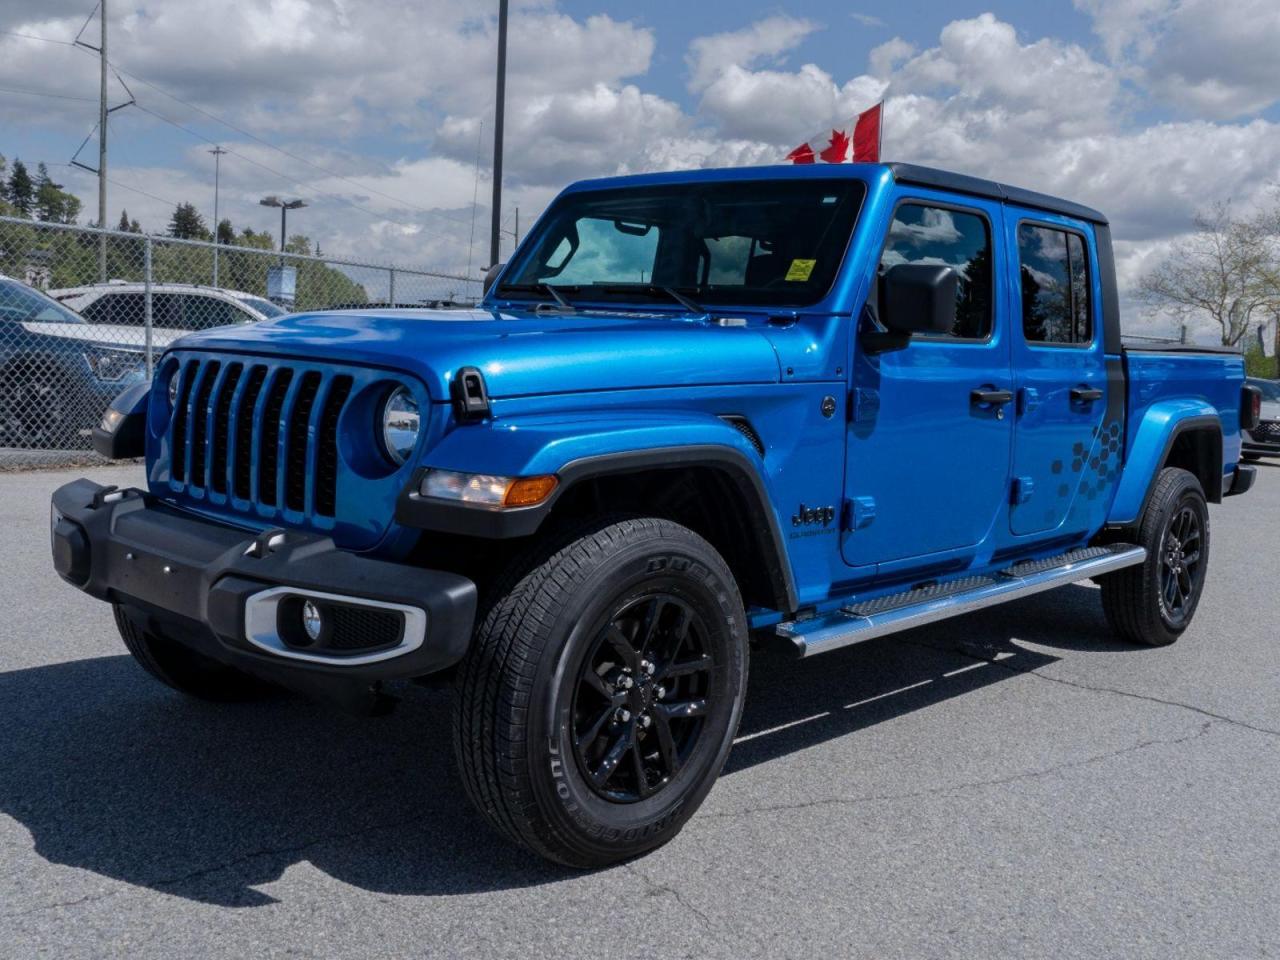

{"left": 1100, "top": 467, "right": 1209, "bottom": 646}
{"left": 114, "top": 604, "right": 275, "bottom": 701}
{"left": 453, "top": 517, "right": 748, "bottom": 867}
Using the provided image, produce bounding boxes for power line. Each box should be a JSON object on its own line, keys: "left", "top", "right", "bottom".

{"left": 5, "top": 23, "right": 480, "bottom": 232}
{"left": 74, "top": 3, "right": 101, "bottom": 45}
{"left": 0, "top": 29, "right": 77, "bottom": 46}
{"left": 103, "top": 61, "right": 474, "bottom": 228}
{"left": 53, "top": 161, "right": 181, "bottom": 209}
{"left": 126, "top": 102, "right": 458, "bottom": 234}
{"left": 0, "top": 85, "right": 96, "bottom": 103}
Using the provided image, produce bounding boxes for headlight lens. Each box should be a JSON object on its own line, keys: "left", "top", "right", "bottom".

{"left": 167, "top": 369, "right": 180, "bottom": 408}
{"left": 83, "top": 347, "right": 145, "bottom": 382}
{"left": 380, "top": 386, "right": 420, "bottom": 464}
{"left": 419, "top": 470, "right": 558, "bottom": 508}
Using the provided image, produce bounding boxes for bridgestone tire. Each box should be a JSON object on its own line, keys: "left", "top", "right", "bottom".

{"left": 114, "top": 604, "right": 275, "bottom": 701}
{"left": 1100, "top": 467, "right": 1209, "bottom": 646}
{"left": 453, "top": 517, "right": 748, "bottom": 868}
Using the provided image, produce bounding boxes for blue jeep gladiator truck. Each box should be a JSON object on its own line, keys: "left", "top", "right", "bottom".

{"left": 52, "top": 162, "right": 1260, "bottom": 867}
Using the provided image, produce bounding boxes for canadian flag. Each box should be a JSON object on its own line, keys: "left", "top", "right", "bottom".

{"left": 786, "top": 102, "right": 883, "bottom": 164}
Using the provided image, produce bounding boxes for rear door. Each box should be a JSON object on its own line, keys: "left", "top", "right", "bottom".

{"left": 1007, "top": 215, "right": 1112, "bottom": 536}
{"left": 843, "top": 190, "right": 1014, "bottom": 571}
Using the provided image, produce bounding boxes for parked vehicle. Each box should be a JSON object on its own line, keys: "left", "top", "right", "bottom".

{"left": 0, "top": 275, "right": 146, "bottom": 448}
{"left": 53, "top": 162, "right": 1259, "bottom": 866}
{"left": 50, "top": 282, "right": 284, "bottom": 333}
{"left": 1242, "top": 377, "right": 1280, "bottom": 459}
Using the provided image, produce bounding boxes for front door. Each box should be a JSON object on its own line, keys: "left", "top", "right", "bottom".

{"left": 1006, "top": 214, "right": 1110, "bottom": 537}
{"left": 843, "top": 192, "right": 1014, "bottom": 572}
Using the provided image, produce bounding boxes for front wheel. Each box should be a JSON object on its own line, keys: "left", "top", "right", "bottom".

{"left": 453, "top": 517, "right": 748, "bottom": 867}
{"left": 1100, "top": 467, "right": 1210, "bottom": 646}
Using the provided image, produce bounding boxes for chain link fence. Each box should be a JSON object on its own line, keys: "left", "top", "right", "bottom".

{"left": 0, "top": 215, "right": 481, "bottom": 470}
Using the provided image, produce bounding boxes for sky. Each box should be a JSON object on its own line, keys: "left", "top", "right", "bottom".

{"left": 1, "top": 0, "right": 1279, "bottom": 334}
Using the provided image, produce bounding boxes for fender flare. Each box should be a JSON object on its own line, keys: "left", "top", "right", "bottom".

{"left": 1107, "top": 404, "right": 1223, "bottom": 527}
{"left": 396, "top": 427, "right": 799, "bottom": 614}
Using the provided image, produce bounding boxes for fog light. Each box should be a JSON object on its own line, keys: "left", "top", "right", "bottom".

{"left": 301, "top": 600, "right": 324, "bottom": 642}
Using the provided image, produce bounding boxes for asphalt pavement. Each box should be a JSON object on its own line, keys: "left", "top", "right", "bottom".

{"left": 2, "top": 462, "right": 1277, "bottom": 959}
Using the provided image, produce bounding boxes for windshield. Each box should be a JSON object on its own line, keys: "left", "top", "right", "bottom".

{"left": 500, "top": 178, "right": 865, "bottom": 308}
{"left": 1248, "top": 378, "right": 1280, "bottom": 401}
{"left": 0, "top": 278, "right": 85, "bottom": 324}
{"left": 239, "top": 296, "right": 285, "bottom": 318}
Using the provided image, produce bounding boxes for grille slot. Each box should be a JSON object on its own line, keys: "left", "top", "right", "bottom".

{"left": 233, "top": 365, "right": 268, "bottom": 500}
{"left": 210, "top": 362, "right": 243, "bottom": 494}
{"left": 257, "top": 369, "right": 293, "bottom": 507}
{"left": 170, "top": 360, "right": 198, "bottom": 483}
{"left": 285, "top": 372, "right": 322, "bottom": 512}
{"left": 188, "top": 361, "right": 220, "bottom": 488}
{"left": 315, "top": 376, "right": 353, "bottom": 517}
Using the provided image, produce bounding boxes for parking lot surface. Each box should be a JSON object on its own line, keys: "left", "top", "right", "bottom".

{"left": 2, "top": 463, "right": 1278, "bottom": 959}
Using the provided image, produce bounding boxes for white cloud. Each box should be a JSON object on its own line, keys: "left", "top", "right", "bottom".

{"left": 685, "top": 15, "right": 818, "bottom": 93}
{"left": 1074, "top": 0, "right": 1280, "bottom": 118}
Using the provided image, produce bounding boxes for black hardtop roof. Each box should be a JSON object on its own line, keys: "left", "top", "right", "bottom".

{"left": 888, "top": 162, "right": 1108, "bottom": 225}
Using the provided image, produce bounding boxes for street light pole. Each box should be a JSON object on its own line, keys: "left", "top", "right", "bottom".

{"left": 489, "top": 0, "right": 508, "bottom": 268}
{"left": 259, "top": 196, "right": 307, "bottom": 266}
{"left": 97, "top": 0, "right": 108, "bottom": 282}
{"left": 209, "top": 145, "right": 226, "bottom": 285}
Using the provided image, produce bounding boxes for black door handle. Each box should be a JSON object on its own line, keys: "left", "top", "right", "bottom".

{"left": 1070, "top": 386, "right": 1104, "bottom": 403}
{"left": 971, "top": 388, "right": 1014, "bottom": 406}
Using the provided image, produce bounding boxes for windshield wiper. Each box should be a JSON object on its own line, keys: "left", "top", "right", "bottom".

{"left": 500, "top": 282, "right": 576, "bottom": 310}
{"left": 658, "top": 286, "right": 707, "bottom": 316}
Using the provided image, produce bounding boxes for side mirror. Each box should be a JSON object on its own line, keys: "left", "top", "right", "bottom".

{"left": 880, "top": 264, "right": 958, "bottom": 336}
{"left": 483, "top": 262, "right": 506, "bottom": 297}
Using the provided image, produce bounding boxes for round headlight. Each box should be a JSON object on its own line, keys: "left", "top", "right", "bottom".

{"left": 380, "top": 386, "right": 420, "bottom": 464}
{"left": 167, "top": 371, "right": 180, "bottom": 408}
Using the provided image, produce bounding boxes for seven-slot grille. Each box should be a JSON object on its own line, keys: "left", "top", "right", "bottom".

{"left": 169, "top": 357, "right": 354, "bottom": 518}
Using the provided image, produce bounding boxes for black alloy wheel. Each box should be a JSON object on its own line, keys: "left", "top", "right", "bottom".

{"left": 1158, "top": 503, "right": 1203, "bottom": 626}
{"left": 571, "top": 593, "right": 714, "bottom": 803}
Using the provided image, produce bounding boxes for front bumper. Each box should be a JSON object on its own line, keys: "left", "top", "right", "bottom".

{"left": 51, "top": 479, "right": 477, "bottom": 705}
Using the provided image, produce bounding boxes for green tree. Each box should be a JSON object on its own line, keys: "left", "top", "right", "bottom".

{"left": 284, "top": 233, "right": 312, "bottom": 256}
{"left": 33, "top": 163, "right": 81, "bottom": 223}
{"left": 216, "top": 218, "right": 234, "bottom": 245}
{"left": 117, "top": 209, "right": 141, "bottom": 233}
{"left": 6, "top": 159, "right": 34, "bottom": 216}
{"left": 167, "top": 202, "right": 211, "bottom": 240}
{"left": 235, "top": 227, "right": 274, "bottom": 250}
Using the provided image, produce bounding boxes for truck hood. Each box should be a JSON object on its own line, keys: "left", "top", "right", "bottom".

{"left": 169, "top": 306, "right": 782, "bottom": 399}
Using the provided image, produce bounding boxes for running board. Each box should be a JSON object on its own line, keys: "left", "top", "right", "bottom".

{"left": 777, "top": 544, "right": 1146, "bottom": 658}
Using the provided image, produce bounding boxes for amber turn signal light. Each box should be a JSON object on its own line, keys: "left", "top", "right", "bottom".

{"left": 503, "top": 475, "right": 558, "bottom": 507}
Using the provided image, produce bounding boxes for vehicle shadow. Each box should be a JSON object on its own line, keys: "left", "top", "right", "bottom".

{"left": 0, "top": 585, "right": 1118, "bottom": 907}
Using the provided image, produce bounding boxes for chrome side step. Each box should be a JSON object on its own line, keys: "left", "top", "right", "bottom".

{"left": 777, "top": 544, "right": 1146, "bottom": 658}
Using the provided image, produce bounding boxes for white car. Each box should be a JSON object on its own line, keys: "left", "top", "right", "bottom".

{"left": 48, "top": 282, "right": 285, "bottom": 350}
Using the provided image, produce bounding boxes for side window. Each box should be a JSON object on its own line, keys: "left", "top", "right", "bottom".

{"left": 880, "top": 203, "right": 993, "bottom": 339}
{"left": 82, "top": 293, "right": 146, "bottom": 326}
{"left": 1018, "top": 223, "right": 1093, "bottom": 345}
{"left": 183, "top": 296, "right": 240, "bottom": 330}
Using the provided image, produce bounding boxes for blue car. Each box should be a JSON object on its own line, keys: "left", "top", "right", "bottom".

{"left": 56, "top": 162, "right": 1257, "bottom": 866}
{"left": 0, "top": 275, "right": 146, "bottom": 448}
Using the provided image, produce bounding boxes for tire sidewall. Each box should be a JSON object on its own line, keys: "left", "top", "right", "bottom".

{"left": 524, "top": 527, "right": 747, "bottom": 862}
{"left": 1152, "top": 480, "right": 1210, "bottom": 633}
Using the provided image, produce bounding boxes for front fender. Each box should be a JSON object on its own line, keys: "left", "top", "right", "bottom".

{"left": 1107, "top": 399, "right": 1222, "bottom": 526}
{"left": 415, "top": 410, "right": 764, "bottom": 479}
{"left": 394, "top": 410, "right": 799, "bottom": 611}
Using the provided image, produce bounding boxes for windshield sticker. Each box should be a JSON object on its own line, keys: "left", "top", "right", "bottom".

{"left": 785, "top": 259, "right": 817, "bottom": 282}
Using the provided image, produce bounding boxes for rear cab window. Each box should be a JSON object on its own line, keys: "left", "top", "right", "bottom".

{"left": 1017, "top": 223, "right": 1093, "bottom": 346}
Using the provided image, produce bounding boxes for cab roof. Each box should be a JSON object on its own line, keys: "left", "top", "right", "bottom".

{"left": 564, "top": 161, "right": 1108, "bottom": 226}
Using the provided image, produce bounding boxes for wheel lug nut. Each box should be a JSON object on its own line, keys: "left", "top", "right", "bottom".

{"left": 655, "top": 685, "right": 666, "bottom": 700}
{"left": 640, "top": 715, "right": 652, "bottom": 729}
{"left": 616, "top": 708, "right": 631, "bottom": 723}
{"left": 642, "top": 660, "right": 655, "bottom": 676}
{"left": 619, "top": 675, "right": 634, "bottom": 690}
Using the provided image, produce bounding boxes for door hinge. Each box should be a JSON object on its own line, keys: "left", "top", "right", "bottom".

{"left": 1017, "top": 387, "right": 1040, "bottom": 416}
{"left": 843, "top": 496, "right": 876, "bottom": 531}
{"left": 1011, "top": 476, "right": 1035, "bottom": 505}
{"left": 852, "top": 387, "right": 880, "bottom": 423}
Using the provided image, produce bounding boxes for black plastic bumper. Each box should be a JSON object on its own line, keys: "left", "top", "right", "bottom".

{"left": 1225, "top": 464, "right": 1257, "bottom": 497}
{"left": 51, "top": 479, "right": 477, "bottom": 704}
